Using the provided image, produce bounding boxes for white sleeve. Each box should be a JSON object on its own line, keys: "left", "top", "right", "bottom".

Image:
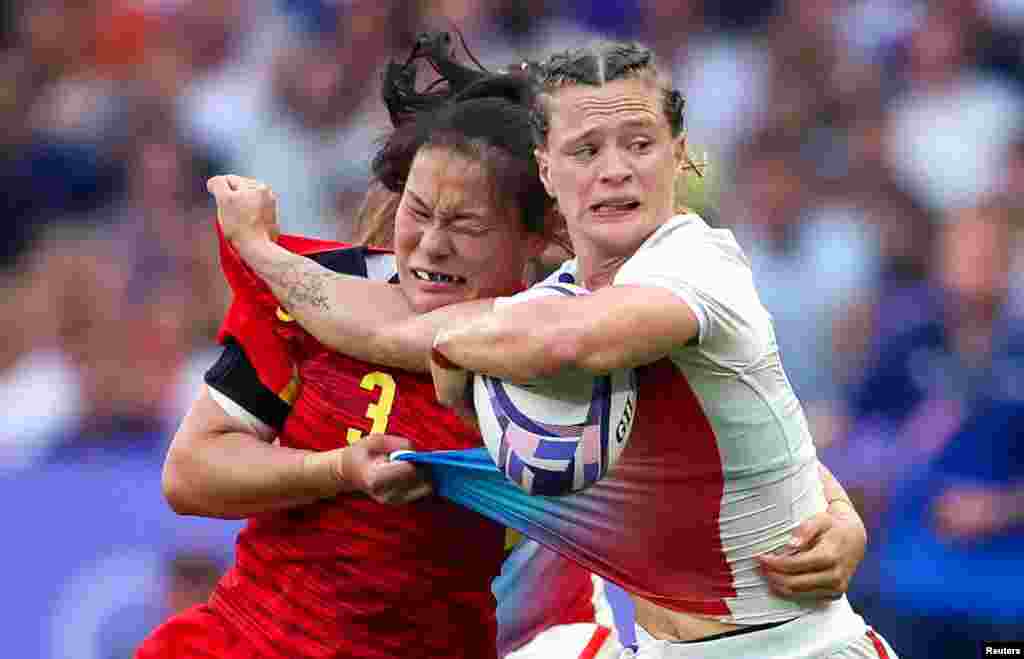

{"left": 613, "top": 217, "right": 772, "bottom": 368}
{"left": 207, "top": 385, "right": 276, "bottom": 441}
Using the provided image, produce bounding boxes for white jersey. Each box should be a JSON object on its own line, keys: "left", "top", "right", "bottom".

{"left": 531, "top": 214, "right": 826, "bottom": 624}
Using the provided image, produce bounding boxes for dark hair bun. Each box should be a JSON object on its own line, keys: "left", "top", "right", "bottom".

{"left": 381, "top": 31, "right": 493, "bottom": 128}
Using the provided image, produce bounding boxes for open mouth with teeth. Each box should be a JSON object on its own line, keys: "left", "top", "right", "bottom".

{"left": 411, "top": 268, "right": 467, "bottom": 285}
{"left": 591, "top": 200, "right": 641, "bottom": 213}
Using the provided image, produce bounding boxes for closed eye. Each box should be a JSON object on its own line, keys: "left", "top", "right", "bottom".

{"left": 451, "top": 219, "right": 490, "bottom": 236}
{"left": 408, "top": 206, "right": 431, "bottom": 222}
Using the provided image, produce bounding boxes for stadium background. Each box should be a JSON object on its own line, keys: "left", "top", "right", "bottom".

{"left": 2, "top": 1, "right": 1022, "bottom": 657}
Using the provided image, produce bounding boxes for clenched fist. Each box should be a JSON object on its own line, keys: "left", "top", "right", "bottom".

{"left": 207, "top": 175, "right": 281, "bottom": 250}
{"left": 340, "top": 434, "right": 434, "bottom": 505}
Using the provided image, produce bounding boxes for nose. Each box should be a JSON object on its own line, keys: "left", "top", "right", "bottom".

{"left": 419, "top": 223, "right": 454, "bottom": 259}
{"left": 598, "top": 146, "right": 632, "bottom": 185}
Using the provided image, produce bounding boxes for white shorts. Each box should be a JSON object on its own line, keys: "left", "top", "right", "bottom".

{"left": 505, "top": 623, "right": 622, "bottom": 659}
{"left": 622, "top": 598, "right": 898, "bottom": 659}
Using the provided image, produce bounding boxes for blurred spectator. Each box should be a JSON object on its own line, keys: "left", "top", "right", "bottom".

{"left": 862, "top": 399, "right": 1024, "bottom": 658}
{"left": 0, "top": 229, "right": 79, "bottom": 471}
{"left": 95, "top": 549, "right": 225, "bottom": 659}
{"left": 828, "top": 203, "right": 1024, "bottom": 530}
{"left": 44, "top": 233, "right": 189, "bottom": 462}
{"left": 885, "top": 4, "right": 1024, "bottom": 211}
{"left": 725, "top": 134, "right": 879, "bottom": 414}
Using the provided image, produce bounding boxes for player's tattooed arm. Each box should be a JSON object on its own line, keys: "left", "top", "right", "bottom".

{"left": 209, "top": 174, "right": 495, "bottom": 372}
{"left": 258, "top": 253, "right": 334, "bottom": 312}
{"left": 209, "top": 175, "right": 422, "bottom": 361}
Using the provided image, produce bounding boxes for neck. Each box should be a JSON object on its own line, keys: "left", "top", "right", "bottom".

{"left": 577, "top": 248, "right": 631, "bottom": 291}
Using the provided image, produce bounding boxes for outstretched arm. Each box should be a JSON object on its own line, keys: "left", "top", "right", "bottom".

{"left": 434, "top": 283, "right": 699, "bottom": 381}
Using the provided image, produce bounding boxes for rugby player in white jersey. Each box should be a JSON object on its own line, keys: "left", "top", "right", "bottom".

{"left": 211, "top": 37, "right": 890, "bottom": 658}
{"left": 425, "top": 43, "right": 898, "bottom": 658}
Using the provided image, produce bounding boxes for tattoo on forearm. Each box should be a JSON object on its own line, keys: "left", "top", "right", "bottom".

{"left": 265, "top": 258, "right": 337, "bottom": 313}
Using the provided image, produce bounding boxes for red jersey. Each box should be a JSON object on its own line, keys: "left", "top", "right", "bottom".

{"left": 204, "top": 228, "right": 506, "bottom": 658}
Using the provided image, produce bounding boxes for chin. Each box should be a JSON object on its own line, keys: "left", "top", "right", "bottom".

{"left": 413, "top": 290, "right": 472, "bottom": 314}
{"left": 589, "top": 220, "right": 656, "bottom": 255}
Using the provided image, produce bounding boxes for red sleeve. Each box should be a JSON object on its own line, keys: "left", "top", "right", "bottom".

{"left": 213, "top": 220, "right": 352, "bottom": 399}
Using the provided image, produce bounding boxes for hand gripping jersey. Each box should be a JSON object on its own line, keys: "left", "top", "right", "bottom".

{"left": 202, "top": 227, "right": 506, "bottom": 659}
{"left": 399, "top": 215, "right": 831, "bottom": 625}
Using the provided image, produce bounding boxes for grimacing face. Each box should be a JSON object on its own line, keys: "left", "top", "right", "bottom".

{"left": 535, "top": 77, "right": 684, "bottom": 262}
{"left": 395, "top": 146, "right": 545, "bottom": 313}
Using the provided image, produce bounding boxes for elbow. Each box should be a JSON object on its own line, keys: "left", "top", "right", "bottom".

{"left": 517, "top": 327, "right": 606, "bottom": 380}
{"left": 162, "top": 433, "right": 207, "bottom": 516}
{"left": 544, "top": 333, "right": 585, "bottom": 376}
{"left": 162, "top": 452, "right": 198, "bottom": 516}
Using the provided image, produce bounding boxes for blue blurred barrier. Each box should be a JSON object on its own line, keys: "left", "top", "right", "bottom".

{"left": 0, "top": 455, "right": 242, "bottom": 659}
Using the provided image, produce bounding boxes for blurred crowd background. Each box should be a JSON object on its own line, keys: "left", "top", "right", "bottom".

{"left": 2, "top": 0, "right": 1022, "bottom": 657}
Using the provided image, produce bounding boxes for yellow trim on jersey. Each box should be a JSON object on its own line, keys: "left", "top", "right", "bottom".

{"left": 276, "top": 307, "right": 295, "bottom": 323}
{"left": 278, "top": 367, "right": 301, "bottom": 404}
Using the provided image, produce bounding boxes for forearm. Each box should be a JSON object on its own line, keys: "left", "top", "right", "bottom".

{"left": 434, "top": 305, "right": 567, "bottom": 382}
{"left": 162, "top": 391, "right": 352, "bottom": 519}
{"left": 434, "top": 286, "right": 699, "bottom": 381}
{"left": 164, "top": 433, "right": 346, "bottom": 519}
{"left": 236, "top": 238, "right": 416, "bottom": 364}
{"left": 819, "top": 462, "right": 857, "bottom": 514}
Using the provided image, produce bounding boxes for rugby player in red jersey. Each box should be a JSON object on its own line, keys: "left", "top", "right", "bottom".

{"left": 136, "top": 55, "right": 551, "bottom": 659}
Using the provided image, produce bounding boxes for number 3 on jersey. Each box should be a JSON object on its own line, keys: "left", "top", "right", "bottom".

{"left": 346, "top": 372, "right": 396, "bottom": 444}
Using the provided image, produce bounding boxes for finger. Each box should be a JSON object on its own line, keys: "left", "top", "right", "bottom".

{"left": 765, "top": 578, "right": 842, "bottom": 601}
{"left": 224, "top": 175, "right": 244, "bottom": 191}
{"left": 789, "top": 513, "right": 831, "bottom": 552}
{"left": 207, "top": 176, "right": 230, "bottom": 196}
{"left": 363, "top": 433, "right": 415, "bottom": 456}
{"left": 368, "top": 461, "right": 427, "bottom": 495}
{"left": 762, "top": 567, "right": 843, "bottom": 596}
{"left": 757, "top": 545, "right": 836, "bottom": 576}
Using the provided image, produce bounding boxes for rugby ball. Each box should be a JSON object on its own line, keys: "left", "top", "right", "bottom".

{"left": 474, "top": 283, "right": 638, "bottom": 496}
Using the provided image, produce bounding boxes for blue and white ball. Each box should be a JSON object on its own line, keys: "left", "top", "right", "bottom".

{"left": 474, "top": 284, "right": 638, "bottom": 496}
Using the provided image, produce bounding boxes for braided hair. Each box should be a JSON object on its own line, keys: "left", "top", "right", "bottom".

{"left": 525, "top": 41, "right": 686, "bottom": 145}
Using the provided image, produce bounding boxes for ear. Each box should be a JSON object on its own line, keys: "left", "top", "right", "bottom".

{"left": 534, "top": 148, "right": 555, "bottom": 197}
{"left": 673, "top": 135, "right": 687, "bottom": 172}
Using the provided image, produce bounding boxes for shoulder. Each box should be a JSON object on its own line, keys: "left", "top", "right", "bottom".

{"left": 634, "top": 214, "right": 749, "bottom": 267}
{"left": 615, "top": 214, "right": 754, "bottom": 293}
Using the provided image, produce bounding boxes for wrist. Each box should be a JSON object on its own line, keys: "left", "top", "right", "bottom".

{"left": 302, "top": 449, "right": 354, "bottom": 499}
{"left": 233, "top": 231, "right": 278, "bottom": 264}
{"left": 827, "top": 498, "right": 858, "bottom": 516}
